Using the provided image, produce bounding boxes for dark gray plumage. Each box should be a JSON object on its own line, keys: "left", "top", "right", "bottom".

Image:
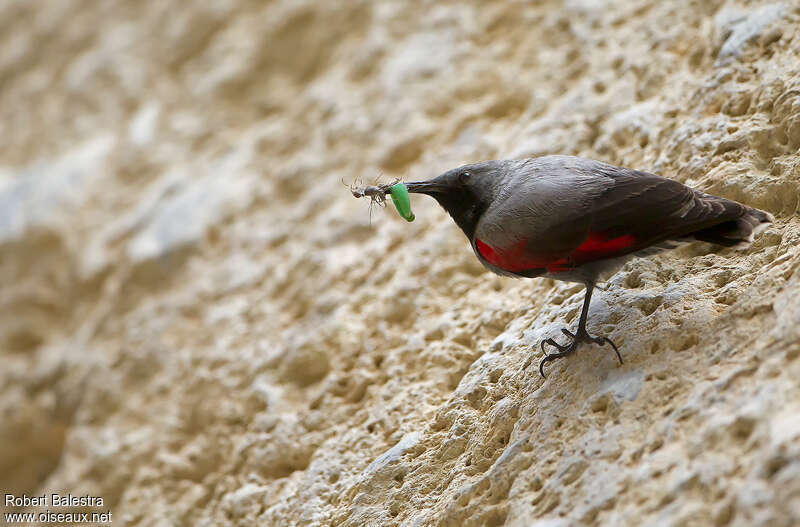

{"left": 401, "top": 155, "right": 773, "bottom": 376}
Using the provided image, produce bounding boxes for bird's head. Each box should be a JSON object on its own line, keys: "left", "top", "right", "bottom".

{"left": 404, "top": 160, "right": 509, "bottom": 238}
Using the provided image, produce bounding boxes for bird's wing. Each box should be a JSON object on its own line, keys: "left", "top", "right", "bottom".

{"left": 575, "top": 161, "right": 749, "bottom": 244}
{"left": 474, "top": 156, "right": 747, "bottom": 273}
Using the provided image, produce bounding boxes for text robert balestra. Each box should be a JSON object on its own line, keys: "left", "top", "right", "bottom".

{"left": 5, "top": 494, "right": 104, "bottom": 507}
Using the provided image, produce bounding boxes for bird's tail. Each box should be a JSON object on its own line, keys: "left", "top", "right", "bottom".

{"left": 691, "top": 205, "right": 774, "bottom": 247}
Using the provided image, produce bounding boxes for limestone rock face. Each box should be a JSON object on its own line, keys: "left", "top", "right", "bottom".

{"left": 1, "top": 1, "right": 799, "bottom": 526}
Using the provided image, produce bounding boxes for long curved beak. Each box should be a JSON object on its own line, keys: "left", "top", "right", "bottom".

{"left": 402, "top": 180, "right": 446, "bottom": 196}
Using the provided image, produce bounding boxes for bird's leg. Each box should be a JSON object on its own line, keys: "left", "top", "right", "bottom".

{"left": 538, "top": 283, "right": 623, "bottom": 378}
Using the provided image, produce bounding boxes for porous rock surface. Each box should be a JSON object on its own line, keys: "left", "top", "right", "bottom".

{"left": 1, "top": 1, "right": 799, "bottom": 526}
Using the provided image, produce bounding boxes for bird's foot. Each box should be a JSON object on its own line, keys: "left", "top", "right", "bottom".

{"left": 538, "top": 328, "right": 622, "bottom": 378}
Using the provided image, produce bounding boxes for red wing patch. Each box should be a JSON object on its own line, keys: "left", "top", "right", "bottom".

{"left": 572, "top": 233, "right": 636, "bottom": 262}
{"left": 476, "top": 238, "right": 541, "bottom": 272}
{"left": 476, "top": 233, "right": 637, "bottom": 274}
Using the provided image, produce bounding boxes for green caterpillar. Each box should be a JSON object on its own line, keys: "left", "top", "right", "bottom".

{"left": 390, "top": 183, "right": 415, "bottom": 222}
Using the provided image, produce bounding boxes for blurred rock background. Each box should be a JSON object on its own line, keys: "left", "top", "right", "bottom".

{"left": 1, "top": 1, "right": 799, "bottom": 525}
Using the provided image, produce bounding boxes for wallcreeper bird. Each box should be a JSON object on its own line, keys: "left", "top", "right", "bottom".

{"left": 393, "top": 155, "right": 773, "bottom": 377}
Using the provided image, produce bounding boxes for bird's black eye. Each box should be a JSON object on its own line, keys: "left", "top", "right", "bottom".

{"left": 458, "top": 171, "right": 471, "bottom": 184}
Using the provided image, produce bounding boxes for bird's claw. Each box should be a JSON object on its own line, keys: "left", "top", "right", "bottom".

{"left": 539, "top": 337, "right": 579, "bottom": 378}
{"left": 591, "top": 336, "right": 623, "bottom": 365}
{"left": 540, "top": 337, "right": 571, "bottom": 354}
{"left": 537, "top": 329, "right": 622, "bottom": 378}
